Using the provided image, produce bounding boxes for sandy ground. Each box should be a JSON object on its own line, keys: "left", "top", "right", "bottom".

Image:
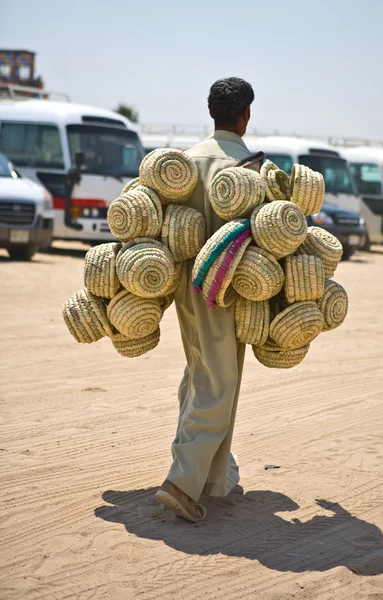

{"left": 1, "top": 242, "right": 383, "bottom": 600}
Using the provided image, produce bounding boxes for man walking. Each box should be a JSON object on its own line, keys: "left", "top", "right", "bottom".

{"left": 156, "top": 78, "right": 255, "bottom": 522}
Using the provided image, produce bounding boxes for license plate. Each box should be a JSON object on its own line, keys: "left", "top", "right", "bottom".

{"left": 10, "top": 229, "right": 30, "bottom": 243}
{"left": 348, "top": 234, "right": 360, "bottom": 246}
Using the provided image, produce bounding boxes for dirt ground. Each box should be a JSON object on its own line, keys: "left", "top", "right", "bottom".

{"left": 1, "top": 243, "right": 383, "bottom": 600}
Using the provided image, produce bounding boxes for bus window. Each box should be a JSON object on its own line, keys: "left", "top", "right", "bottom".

{"left": 263, "top": 153, "right": 294, "bottom": 174}
{"left": 298, "top": 155, "right": 358, "bottom": 195}
{"left": 0, "top": 123, "right": 64, "bottom": 169}
{"left": 349, "top": 163, "right": 382, "bottom": 196}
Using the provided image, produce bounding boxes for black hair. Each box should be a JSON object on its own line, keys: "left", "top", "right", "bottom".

{"left": 208, "top": 77, "right": 254, "bottom": 125}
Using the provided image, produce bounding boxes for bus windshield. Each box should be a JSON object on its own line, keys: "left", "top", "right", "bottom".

{"left": 67, "top": 125, "right": 144, "bottom": 178}
{"left": 298, "top": 154, "right": 358, "bottom": 195}
{"left": 349, "top": 162, "right": 382, "bottom": 195}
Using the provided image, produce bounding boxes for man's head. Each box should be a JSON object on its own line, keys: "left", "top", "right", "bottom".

{"left": 208, "top": 77, "right": 254, "bottom": 137}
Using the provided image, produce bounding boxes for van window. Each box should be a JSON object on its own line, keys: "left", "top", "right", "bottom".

{"left": 298, "top": 155, "right": 357, "bottom": 194}
{"left": 67, "top": 124, "right": 144, "bottom": 177}
{"left": 0, "top": 123, "right": 64, "bottom": 169}
{"left": 349, "top": 163, "right": 382, "bottom": 195}
{"left": 264, "top": 153, "right": 293, "bottom": 174}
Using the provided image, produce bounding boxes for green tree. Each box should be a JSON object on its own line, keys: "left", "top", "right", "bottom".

{"left": 114, "top": 103, "right": 139, "bottom": 123}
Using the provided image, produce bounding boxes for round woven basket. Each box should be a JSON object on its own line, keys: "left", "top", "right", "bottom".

{"left": 317, "top": 279, "right": 348, "bottom": 331}
{"left": 232, "top": 246, "right": 285, "bottom": 301}
{"left": 107, "top": 187, "right": 162, "bottom": 242}
{"left": 208, "top": 167, "right": 264, "bottom": 220}
{"left": 235, "top": 296, "right": 270, "bottom": 345}
{"left": 121, "top": 177, "right": 141, "bottom": 195}
{"left": 106, "top": 289, "right": 162, "bottom": 338}
{"left": 62, "top": 288, "right": 112, "bottom": 344}
{"left": 161, "top": 204, "right": 206, "bottom": 262}
{"left": 202, "top": 229, "right": 252, "bottom": 308}
{"left": 284, "top": 254, "right": 325, "bottom": 304}
{"left": 116, "top": 238, "right": 177, "bottom": 298}
{"left": 253, "top": 339, "right": 310, "bottom": 369}
{"left": 296, "top": 226, "right": 343, "bottom": 278}
{"left": 251, "top": 201, "right": 307, "bottom": 259}
{"left": 84, "top": 242, "right": 121, "bottom": 299}
{"left": 159, "top": 294, "right": 174, "bottom": 312}
{"left": 192, "top": 219, "right": 250, "bottom": 291}
{"left": 290, "top": 165, "right": 325, "bottom": 215}
{"left": 269, "top": 301, "right": 324, "bottom": 349}
{"left": 111, "top": 328, "right": 160, "bottom": 358}
{"left": 260, "top": 160, "right": 290, "bottom": 201}
{"left": 139, "top": 148, "right": 198, "bottom": 203}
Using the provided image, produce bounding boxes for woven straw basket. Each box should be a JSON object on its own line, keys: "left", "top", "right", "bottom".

{"left": 284, "top": 254, "right": 325, "bottom": 304}
{"left": 107, "top": 187, "right": 162, "bottom": 242}
{"left": 232, "top": 246, "right": 285, "bottom": 301}
{"left": 235, "top": 296, "right": 270, "bottom": 345}
{"left": 159, "top": 294, "right": 174, "bottom": 312}
{"left": 296, "top": 226, "right": 343, "bottom": 278}
{"left": 62, "top": 288, "right": 113, "bottom": 344}
{"left": 253, "top": 339, "right": 310, "bottom": 369}
{"left": 260, "top": 160, "right": 290, "bottom": 201}
{"left": 116, "top": 238, "right": 177, "bottom": 298}
{"left": 111, "top": 328, "right": 160, "bottom": 358}
{"left": 317, "top": 279, "right": 348, "bottom": 331}
{"left": 201, "top": 230, "right": 252, "bottom": 308}
{"left": 161, "top": 205, "right": 206, "bottom": 262}
{"left": 290, "top": 165, "right": 325, "bottom": 216}
{"left": 139, "top": 148, "right": 198, "bottom": 203}
{"left": 121, "top": 177, "right": 141, "bottom": 195}
{"left": 84, "top": 242, "right": 121, "bottom": 299}
{"left": 209, "top": 167, "right": 264, "bottom": 220}
{"left": 270, "top": 301, "right": 324, "bottom": 349}
{"left": 251, "top": 201, "right": 307, "bottom": 259}
{"left": 106, "top": 289, "right": 162, "bottom": 339}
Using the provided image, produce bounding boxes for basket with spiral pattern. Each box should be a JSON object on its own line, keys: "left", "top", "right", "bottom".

{"left": 121, "top": 177, "right": 141, "bottom": 195}
{"left": 251, "top": 201, "right": 307, "bottom": 259}
{"left": 296, "top": 226, "right": 343, "bottom": 278}
{"left": 253, "top": 339, "right": 310, "bottom": 369}
{"left": 62, "top": 288, "right": 113, "bottom": 344}
{"left": 269, "top": 301, "right": 324, "bottom": 349}
{"left": 260, "top": 160, "right": 290, "bottom": 201}
{"left": 161, "top": 204, "right": 206, "bottom": 262}
{"left": 84, "top": 242, "right": 121, "bottom": 299}
{"left": 107, "top": 187, "right": 162, "bottom": 242}
{"left": 232, "top": 246, "right": 285, "bottom": 301}
{"left": 139, "top": 148, "right": 198, "bottom": 203}
{"left": 284, "top": 254, "right": 325, "bottom": 304}
{"left": 111, "top": 328, "right": 160, "bottom": 358}
{"left": 235, "top": 296, "right": 270, "bottom": 346}
{"left": 116, "top": 238, "right": 177, "bottom": 298}
{"left": 106, "top": 289, "right": 162, "bottom": 339}
{"left": 317, "top": 280, "right": 348, "bottom": 331}
{"left": 290, "top": 165, "right": 325, "bottom": 216}
{"left": 208, "top": 167, "right": 264, "bottom": 220}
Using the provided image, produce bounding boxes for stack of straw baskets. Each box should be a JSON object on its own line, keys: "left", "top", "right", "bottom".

{"left": 193, "top": 158, "right": 348, "bottom": 369}
{"left": 63, "top": 149, "right": 205, "bottom": 357}
{"left": 63, "top": 149, "right": 348, "bottom": 369}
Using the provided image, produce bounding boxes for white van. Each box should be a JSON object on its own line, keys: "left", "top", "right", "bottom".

{"left": 340, "top": 146, "right": 383, "bottom": 246}
{"left": 0, "top": 99, "right": 145, "bottom": 243}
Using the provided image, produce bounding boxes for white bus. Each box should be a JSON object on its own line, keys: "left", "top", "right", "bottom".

{"left": 340, "top": 146, "right": 383, "bottom": 246}
{"left": 0, "top": 99, "right": 145, "bottom": 243}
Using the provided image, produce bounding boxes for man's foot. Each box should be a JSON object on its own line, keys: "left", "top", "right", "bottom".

{"left": 155, "top": 480, "right": 207, "bottom": 523}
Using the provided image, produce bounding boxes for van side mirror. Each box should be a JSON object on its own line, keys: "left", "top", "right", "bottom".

{"left": 75, "top": 151, "right": 85, "bottom": 168}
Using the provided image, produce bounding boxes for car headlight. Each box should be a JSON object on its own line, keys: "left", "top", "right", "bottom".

{"left": 91, "top": 208, "right": 99, "bottom": 217}
{"left": 42, "top": 192, "right": 53, "bottom": 211}
{"left": 359, "top": 217, "right": 365, "bottom": 226}
{"left": 311, "top": 212, "right": 334, "bottom": 225}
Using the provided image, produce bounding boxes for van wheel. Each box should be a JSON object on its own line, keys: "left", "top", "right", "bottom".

{"left": 341, "top": 247, "right": 354, "bottom": 261}
{"left": 8, "top": 244, "right": 39, "bottom": 261}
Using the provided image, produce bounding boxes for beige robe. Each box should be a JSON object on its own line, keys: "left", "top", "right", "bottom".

{"left": 166, "top": 131, "right": 254, "bottom": 502}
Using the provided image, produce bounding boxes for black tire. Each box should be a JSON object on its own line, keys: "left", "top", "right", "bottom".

{"left": 341, "top": 246, "right": 354, "bottom": 261}
{"left": 8, "top": 243, "right": 39, "bottom": 261}
{"left": 361, "top": 234, "right": 371, "bottom": 252}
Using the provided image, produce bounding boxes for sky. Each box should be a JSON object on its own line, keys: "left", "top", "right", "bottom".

{"left": 1, "top": 0, "right": 383, "bottom": 140}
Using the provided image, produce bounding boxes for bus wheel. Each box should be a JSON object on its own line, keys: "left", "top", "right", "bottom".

{"left": 8, "top": 244, "right": 39, "bottom": 261}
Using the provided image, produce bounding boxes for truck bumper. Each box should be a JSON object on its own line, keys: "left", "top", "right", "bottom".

{"left": 0, "top": 216, "right": 54, "bottom": 249}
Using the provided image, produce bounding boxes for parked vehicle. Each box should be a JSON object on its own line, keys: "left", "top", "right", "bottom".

{"left": 0, "top": 99, "right": 145, "bottom": 244}
{"left": 0, "top": 152, "right": 53, "bottom": 260}
{"left": 340, "top": 146, "right": 383, "bottom": 246}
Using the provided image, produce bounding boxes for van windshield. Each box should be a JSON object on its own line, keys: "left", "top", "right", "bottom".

{"left": 264, "top": 153, "right": 294, "bottom": 174}
{"left": 0, "top": 153, "right": 15, "bottom": 177}
{"left": 349, "top": 162, "right": 382, "bottom": 195}
{"left": 298, "top": 154, "right": 358, "bottom": 195}
{"left": 67, "top": 125, "right": 144, "bottom": 178}
{"left": 0, "top": 123, "right": 64, "bottom": 169}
